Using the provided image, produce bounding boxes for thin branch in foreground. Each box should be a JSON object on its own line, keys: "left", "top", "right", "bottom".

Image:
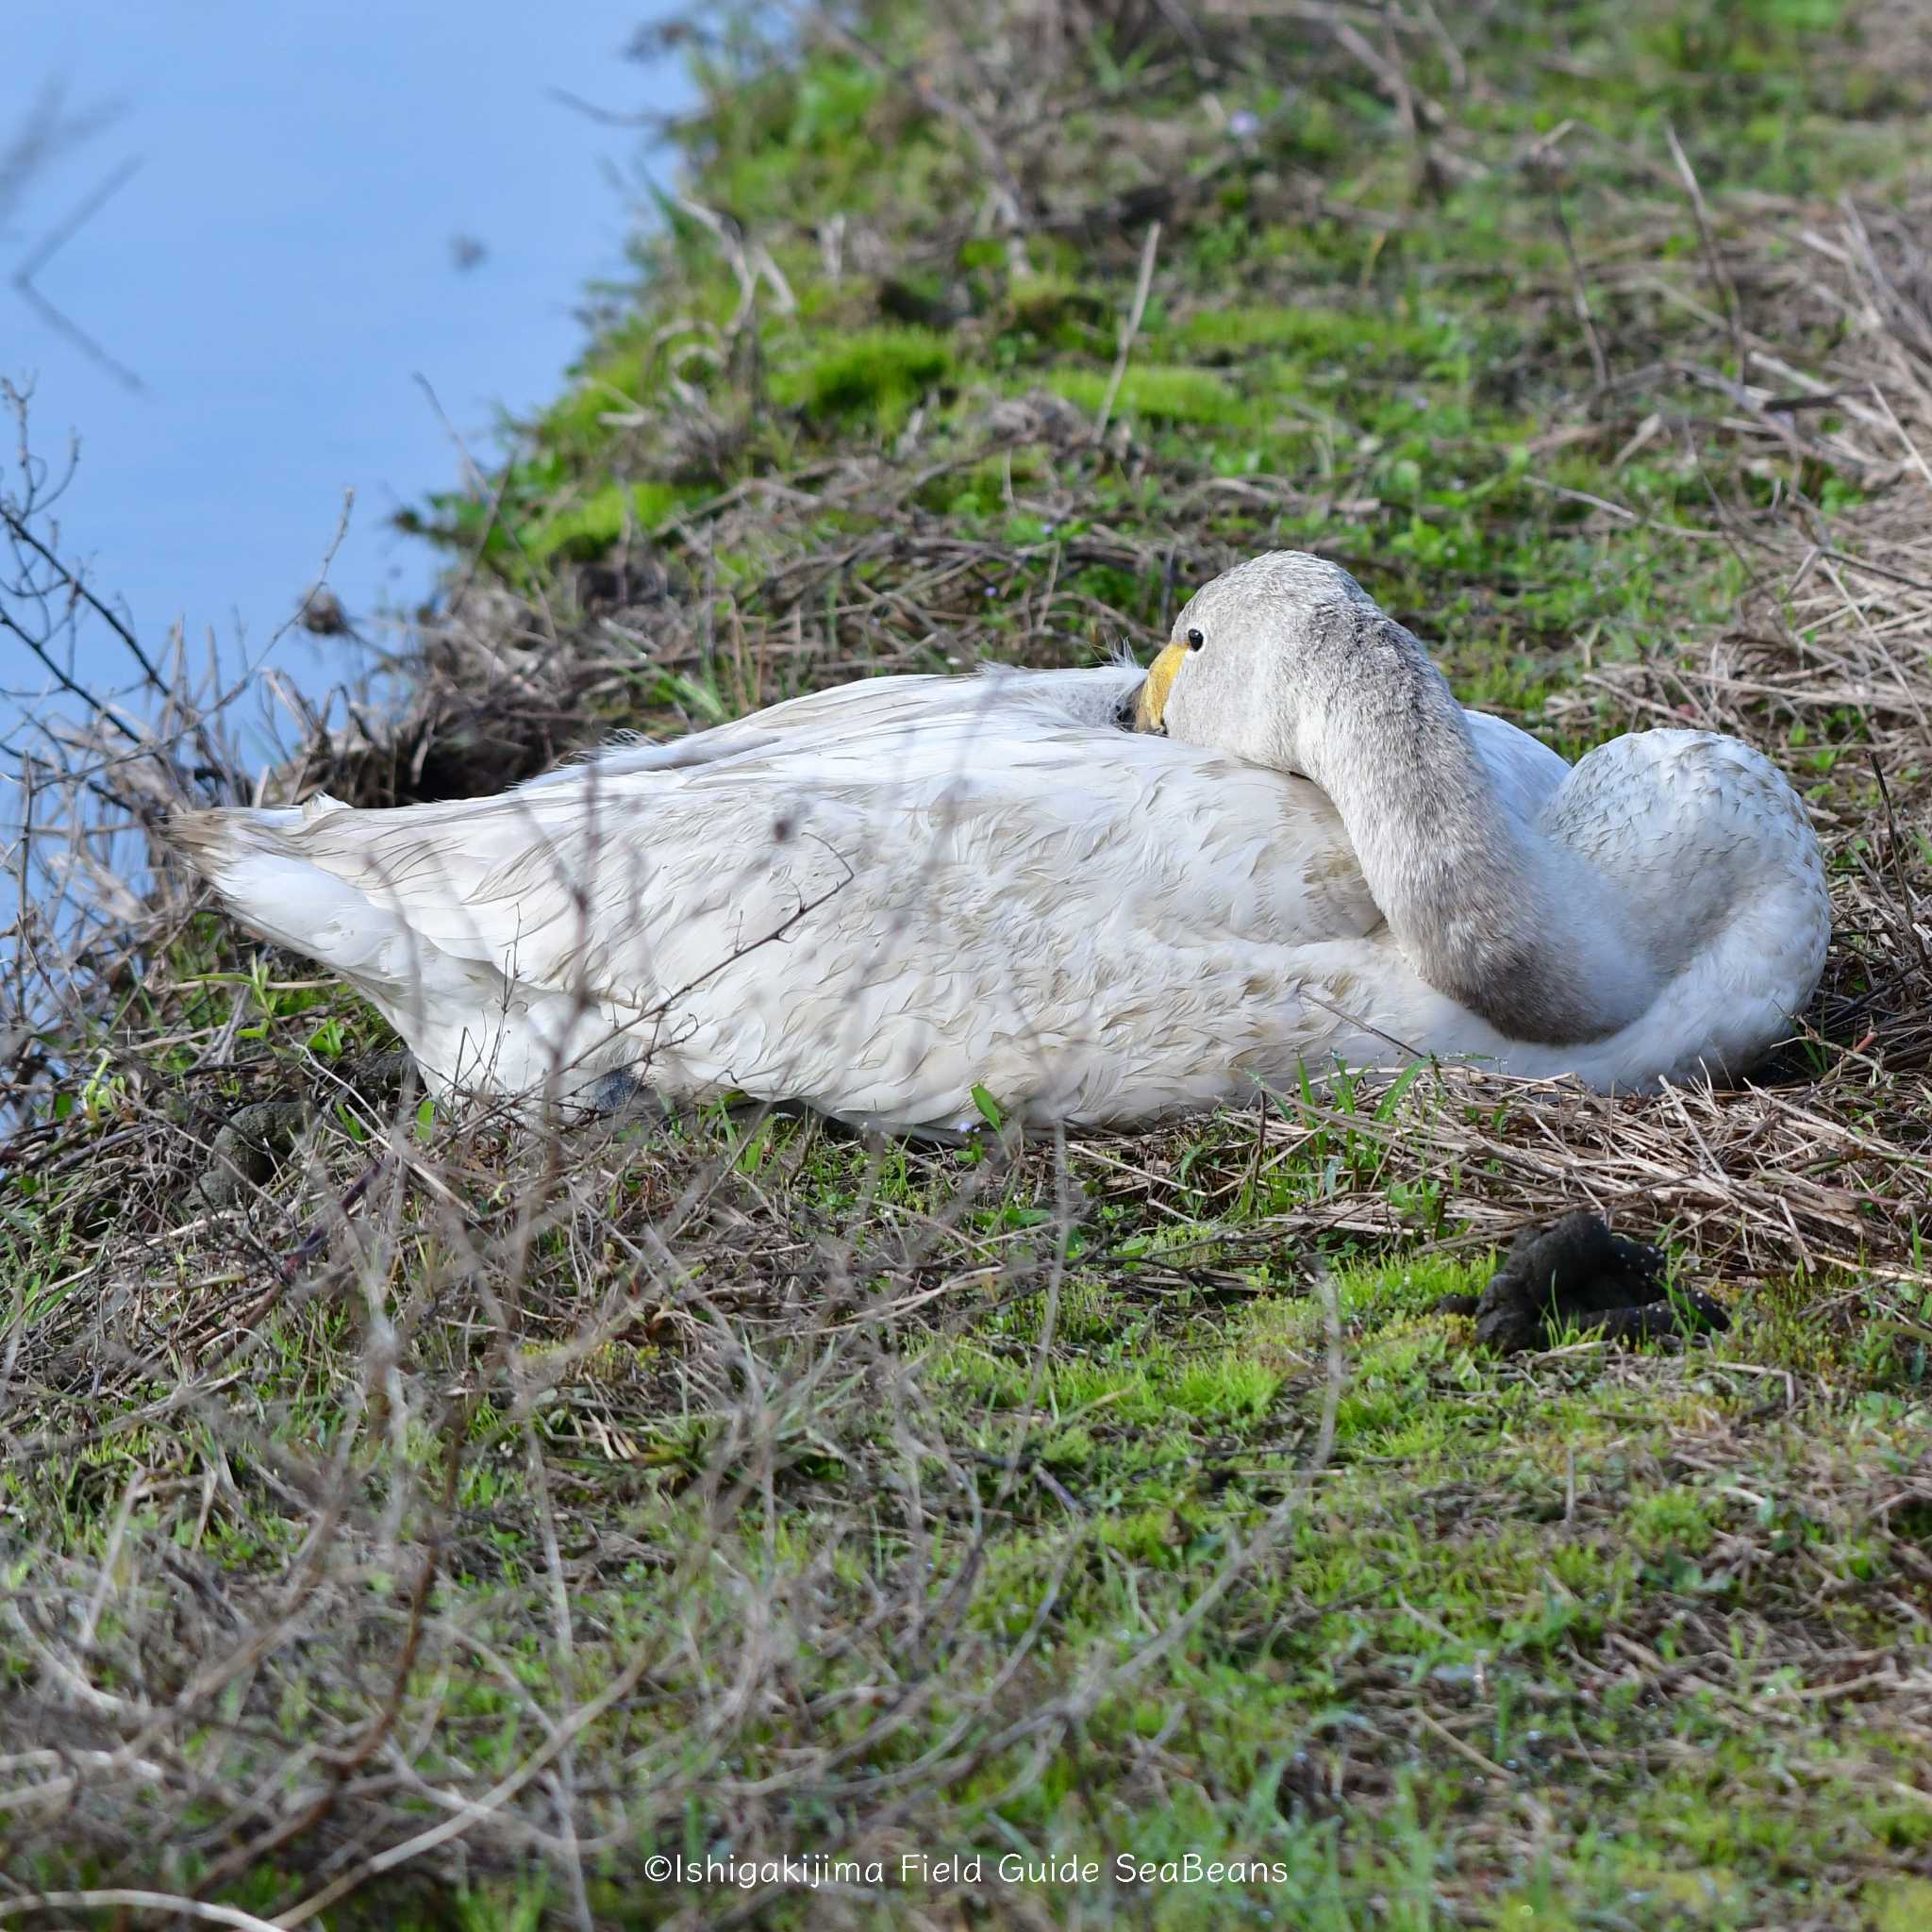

{"left": 1093, "top": 218, "right": 1161, "bottom": 443}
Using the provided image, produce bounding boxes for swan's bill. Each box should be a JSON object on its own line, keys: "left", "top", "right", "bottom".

{"left": 1135, "top": 638, "right": 1187, "bottom": 732}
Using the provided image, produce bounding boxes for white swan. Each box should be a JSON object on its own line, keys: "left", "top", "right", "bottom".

{"left": 169, "top": 553, "right": 1829, "bottom": 1130}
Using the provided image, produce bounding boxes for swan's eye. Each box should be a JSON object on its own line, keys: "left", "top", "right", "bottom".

{"left": 1187, "top": 627, "right": 1206, "bottom": 651}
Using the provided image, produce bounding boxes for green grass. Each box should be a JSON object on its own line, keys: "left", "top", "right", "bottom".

{"left": 10, "top": 1086, "right": 1931, "bottom": 1925}
{"left": 772, "top": 324, "right": 956, "bottom": 431}
{"left": 405, "top": 0, "right": 1901, "bottom": 767}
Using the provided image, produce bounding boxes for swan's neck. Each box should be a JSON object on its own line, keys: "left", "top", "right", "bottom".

{"left": 1299, "top": 645, "right": 1653, "bottom": 1045}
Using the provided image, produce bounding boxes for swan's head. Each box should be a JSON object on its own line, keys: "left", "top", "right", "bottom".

{"left": 1133, "top": 551, "right": 1388, "bottom": 771}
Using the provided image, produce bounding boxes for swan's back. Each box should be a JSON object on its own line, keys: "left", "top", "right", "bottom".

{"left": 1537, "top": 728, "right": 1829, "bottom": 1086}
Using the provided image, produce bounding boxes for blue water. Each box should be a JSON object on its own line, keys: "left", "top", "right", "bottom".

{"left": 2, "top": 0, "right": 684, "bottom": 730}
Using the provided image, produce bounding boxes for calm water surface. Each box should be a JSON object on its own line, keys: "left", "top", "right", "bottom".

{"left": 2, "top": 0, "right": 685, "bottom": 729}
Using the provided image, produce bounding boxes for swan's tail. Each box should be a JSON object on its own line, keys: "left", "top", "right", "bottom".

{"left": 170, "top": 798, "right": 378, "bottom": 962}
{"left": 164, "top": 796, "right": 472, "bottom": 1030}
{"left": 164, "top": 795, "right": 639, "bottom": 1100}
{"left": 164, "top": 801, "right": 303, "bottom": 885}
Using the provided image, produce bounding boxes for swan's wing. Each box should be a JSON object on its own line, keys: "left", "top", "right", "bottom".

{"left": 340, "top": 668, "right": 1384, "bottom": 980}
{"left": 1464, "top": 708, "right": 1569, "bottom": 824}
{"left": 517, "top": 663, "right": 1142, "bottom": 790}
{"left": 515, "top": 671, "right": 961, "bottom": 788}
{"left": 1528, "top": 727, "right": 1831, "bottom": 1087}
{"left": 197, "top": 664, "right": 1388, "bottom": 1122}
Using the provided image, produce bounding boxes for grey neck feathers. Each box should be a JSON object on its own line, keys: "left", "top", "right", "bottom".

{"left": 1296, "top": 609, "right": 1652, "bottom": 1045}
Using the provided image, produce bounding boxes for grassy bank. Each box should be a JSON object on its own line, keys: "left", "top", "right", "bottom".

{"left": 6, "top": 2, "right": 1932, "bottom": 1926}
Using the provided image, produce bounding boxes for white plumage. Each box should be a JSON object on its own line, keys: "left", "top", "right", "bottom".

{"left": 169, "top": 554, "right": 1830, "bottom": 1130}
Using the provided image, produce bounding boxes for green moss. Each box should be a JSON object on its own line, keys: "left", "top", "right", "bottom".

{"left": 1625, "top": 1484, "right": 1720, "bottom": 1558}
{"left": 523, "top": 479, "right": 690, "bottom": 565}
{"left": 772, "top": 325, "right": 954, "bottom": 430}
{"left": 1175, "top": 303, "right": 1463, "bottom": 367}
{"left": 1044, "top": 363, "right": 1241, "bottom": 426}
{"left": 541, "top": 342, "right": 656, "bottom": 450}
{"left": 1005, "top": 272, "right": 1110, "bottom": 353}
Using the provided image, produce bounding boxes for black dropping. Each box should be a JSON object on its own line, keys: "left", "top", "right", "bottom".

{"left": 1431, "top": 1210, "right": 1728, "bottom": 1354}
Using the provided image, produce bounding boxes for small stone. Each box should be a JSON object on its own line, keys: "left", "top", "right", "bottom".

{"left": 198, "top": 1100, "right": 308, "bottom": 1209}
